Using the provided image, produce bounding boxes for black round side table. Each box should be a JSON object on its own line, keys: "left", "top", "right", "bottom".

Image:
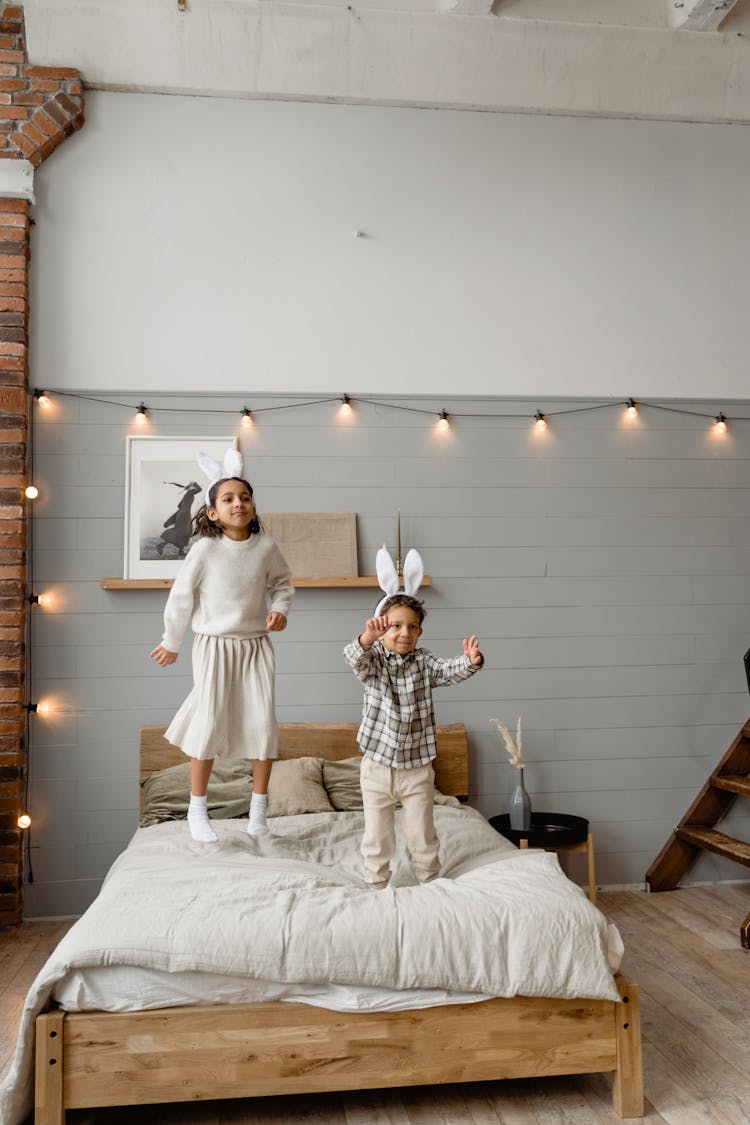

{"left": 489, "top": 811, "right": 597, "bottom": 903}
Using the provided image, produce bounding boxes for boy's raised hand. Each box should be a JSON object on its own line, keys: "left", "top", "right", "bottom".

{"left": 360, "top": 615, "right": 390, "bottom": 647}
{"left": 463, "top": 635, "right": 483, "bottom": 665}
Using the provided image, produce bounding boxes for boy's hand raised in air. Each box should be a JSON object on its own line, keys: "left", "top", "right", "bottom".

{"left": 360, "top": 616, "right": 390, "bottom": 647}
{"left": 463, "top": 635, "right": 483, "bottom": 666}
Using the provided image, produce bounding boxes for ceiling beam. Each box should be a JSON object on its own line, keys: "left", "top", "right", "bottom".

{"left": 22, "top": 0, "right": 750, "bottom": 123}
{"left": 680, "top": 0, "right": 741, "bottom": 31}
{"left": 439, "top": 0, "right": 495, "bottom": 15}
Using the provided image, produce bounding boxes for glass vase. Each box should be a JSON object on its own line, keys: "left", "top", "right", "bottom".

{"left": 509, "top": 767, "right": 532, "bottom": 832}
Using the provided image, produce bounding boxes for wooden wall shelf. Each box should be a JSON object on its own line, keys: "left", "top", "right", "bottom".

{"left": 99, "top": 576, "right": 431, "bottom": 591}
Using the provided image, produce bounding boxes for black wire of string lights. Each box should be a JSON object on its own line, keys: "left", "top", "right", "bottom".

{"left": 36, "top": 389, "right": 750, "bottom": 432}
{"left": 19, "top": 389, "right": 50, "bottom": 883}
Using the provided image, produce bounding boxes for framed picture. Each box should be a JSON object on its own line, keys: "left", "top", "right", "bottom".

{"left": 124, "top": 436, "right": 238, "bottom": 579}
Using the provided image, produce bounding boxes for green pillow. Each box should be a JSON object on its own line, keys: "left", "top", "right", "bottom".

{"left": 140, "top": 758, "right": 252, "bottom": 827}
{"left": 322, "top": 757, "right": 365, "bottom": 811}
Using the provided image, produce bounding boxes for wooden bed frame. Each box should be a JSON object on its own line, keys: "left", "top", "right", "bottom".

{"left": 34, "top": 722, "right": 644, "bottom": 1123}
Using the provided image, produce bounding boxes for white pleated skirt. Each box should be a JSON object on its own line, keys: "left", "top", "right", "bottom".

{"left": 164, "top": 634, "right": 278, "bottom": 761}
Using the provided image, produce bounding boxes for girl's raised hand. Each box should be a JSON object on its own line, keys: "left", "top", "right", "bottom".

{"left": 150, "top": 645, "right": 178, "bottom": 667}
{"left": 463, "top": 635, "right": 482, "bottom": 665}
{"left": 266, "top": 611, "right": 287, "bottom": 632}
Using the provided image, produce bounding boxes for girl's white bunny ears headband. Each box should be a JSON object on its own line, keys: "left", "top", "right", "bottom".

{"left": 374, "top": 545, "right": 425, "bottom": 617}
{"left": 197, "top": 447, "right": 244, "bottom": 507}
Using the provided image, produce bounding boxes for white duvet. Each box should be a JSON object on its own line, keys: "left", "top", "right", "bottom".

{"left": 1, "top": 805, "right": 622, "bottom": 1125}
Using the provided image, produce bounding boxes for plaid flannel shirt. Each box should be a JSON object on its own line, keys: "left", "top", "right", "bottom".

{"left": 343, "top": 637, "right": 482, "bottom": 768}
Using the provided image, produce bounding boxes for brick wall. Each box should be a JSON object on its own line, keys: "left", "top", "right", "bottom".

{"left": 0, "top": 4, "right": 83, "bottom": 925}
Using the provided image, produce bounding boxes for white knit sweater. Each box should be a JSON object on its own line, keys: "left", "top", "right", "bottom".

{"left": 161, "top": 534, "right": 294, "bottom": 653}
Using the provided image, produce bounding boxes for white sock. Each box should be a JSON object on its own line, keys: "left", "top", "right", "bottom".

{"left": 187, "top": 794, "right": 218, "bottom": 843}
{"left": 248, "top": 792, "right": 269, "bottom": 836}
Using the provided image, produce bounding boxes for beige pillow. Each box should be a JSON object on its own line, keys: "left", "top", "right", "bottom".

{"left": 266, "top": 757, "right": 335, "bottom": 817}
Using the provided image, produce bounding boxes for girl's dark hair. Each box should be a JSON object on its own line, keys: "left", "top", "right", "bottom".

{"left": 193, "top": 477, "right": 262, "bottom": 539}
{"left": 378, "top": 594, "right": 426, "bottom": 624}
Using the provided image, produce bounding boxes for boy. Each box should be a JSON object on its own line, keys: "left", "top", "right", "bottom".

{"left": 343, "top": 594, "right": 483, "bottom": 889}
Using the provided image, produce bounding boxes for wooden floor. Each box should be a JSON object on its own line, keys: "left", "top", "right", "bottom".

{"left": 2, "top": 884, "right": 749, "bottom": 1124}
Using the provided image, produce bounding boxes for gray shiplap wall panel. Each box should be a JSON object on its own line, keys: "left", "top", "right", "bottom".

{"left": 23, "top": 393, "right": 750, "bottom": 916}
{"left": 199, "top": 486, "right": 750, "bottom": 520}
{"left": 32, "top": 744, "right": 137, "bottom": 780}
{"left": 33, "top": 518, "right": 123, "bottom": 550}
{"left": 35, "top": 550, "right": 124, "bottom": 580}
{"left": 412, "top": 516, "right": 750, "bottom": 548}
{"left": 23, "top": 879, "right": 107, "bottom": 918}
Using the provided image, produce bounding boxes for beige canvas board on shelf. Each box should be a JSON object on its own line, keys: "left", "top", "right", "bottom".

{"left": 261, "top": 513, "right": 358, "bottom": 578}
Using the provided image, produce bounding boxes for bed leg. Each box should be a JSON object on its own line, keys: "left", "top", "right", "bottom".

{"left": 35, "top": 1011, "right": 65, "bottom": 1125}
{"left": 612, "top": 978, "right": 644, "bottom": 1118}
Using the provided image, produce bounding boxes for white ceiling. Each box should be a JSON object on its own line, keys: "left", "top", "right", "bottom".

{"left": 22, "top": 0, "right": 750, "bottom": 121}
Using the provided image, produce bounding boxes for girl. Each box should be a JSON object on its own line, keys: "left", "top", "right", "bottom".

{"left": 150, "top": 464, "right": 293, "bottom": 843}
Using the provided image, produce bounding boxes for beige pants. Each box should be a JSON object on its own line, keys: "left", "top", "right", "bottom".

{"left": 360, "top": 757, "right": 440, "bottom": 887}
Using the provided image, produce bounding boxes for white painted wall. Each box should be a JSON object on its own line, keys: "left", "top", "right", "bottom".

{"left": 31, "top": 90, "right": 750, "bottom": 400}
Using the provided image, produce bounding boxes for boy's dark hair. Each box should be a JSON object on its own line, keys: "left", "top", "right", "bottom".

{"left": 378, "top": 593, "right": 426, "bottom": 624}
{"left": 193, "top": 477, "right": 262, "bottom": 539}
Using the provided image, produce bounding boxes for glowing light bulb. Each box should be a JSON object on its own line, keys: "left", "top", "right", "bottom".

{"left": 134, "top": 403, "right": 148, "bottom": 425}
{"left": 34, "top": 390, "right": 50, "bottom": 408}
{"left": 625, "top": 399, "right": 638, "bottom": 421}
{"left": 714, "top": 413, "right": 728, "bottom": 435}
{"left": 437, "top": 411, "right": 450, "bottom": 432}
{"left": 38, "top": 593, "right": 51, "bottom": 608}
{"left": 17, "top": 813, "right": 31, "bottom": 829}
{"left": 339, "top": 395, "right": 353, "bottom": 417}
{"left": 534, "top": 411, "right": 547, "bottom": 433}
{"left": 27, "top": 699, "right": 51, "bottom": 715}
{"left": 24, "top": 484, "right": 39, "bottom": 499}
{"left": 241, "top": 408, "right": 253, "bottom": 429}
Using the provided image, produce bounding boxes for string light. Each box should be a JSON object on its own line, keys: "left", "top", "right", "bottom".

{"left": 26, "top": 700, "right": 50, "bottom": 715}
{"left": 437, "top": 410, "right": 450, "bottom": 432}
{"left": 240, "top": 407, "right": 253, "bottom": 429}
{"left": 17, "top": 813, "right": 31, "bottom": 830}
{"left": 714, "top": 413, "right": 728, "bottom": 435}
{"left": 625, "top": 398, "right": 638, "bottom": 421}
{"left": 33, "top": 389, "right": 50, "bottom": 408}
{"left": 24, "top": 484, "right": 39, "bottom": 499}
{"left": 28, "top": 593, "right": 50, "bottom": 608}
{"left": 134, "top": 402, "right": 148, "bottom": 426}
{"left": 339, "top": 395, "right": 353, "bottom": 417}
{"left": 534, "top": 411, "right": 548, "bottom": 433}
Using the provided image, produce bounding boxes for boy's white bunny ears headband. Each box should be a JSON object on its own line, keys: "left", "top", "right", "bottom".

{"left": 197, "top": 447, "right": 244, "bottom": 507}
{"left": 374, "top": 545, "right": 425, "bottom": 617}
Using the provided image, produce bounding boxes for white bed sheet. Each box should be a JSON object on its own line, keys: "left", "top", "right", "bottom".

{"left": 53, "top": 966, "right": 496, "bottom": 1013}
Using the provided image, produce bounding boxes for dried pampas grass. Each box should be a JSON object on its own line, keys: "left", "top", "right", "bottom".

{"left": 489, "top": 716, "right": 523, "bottom": 768}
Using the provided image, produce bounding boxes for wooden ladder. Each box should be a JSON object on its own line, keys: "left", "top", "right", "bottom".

{"left": 646, "top": 718, "right": 750, "bottom": 949}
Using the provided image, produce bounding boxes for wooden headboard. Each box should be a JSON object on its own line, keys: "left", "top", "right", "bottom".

{"left": 140, "top": 722, "right": 469, "bottom": 799}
